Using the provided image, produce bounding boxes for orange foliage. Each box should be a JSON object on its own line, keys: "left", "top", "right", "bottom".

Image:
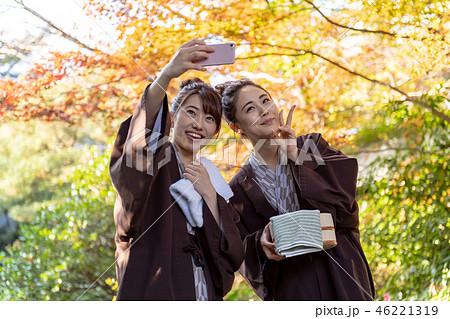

{"left": 3, "top": 0, "right": 445, "bottom": 148}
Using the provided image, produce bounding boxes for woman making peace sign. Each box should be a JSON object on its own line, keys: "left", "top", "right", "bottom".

{"left": 216, "top": 79, "right": 375, "bottom": 300}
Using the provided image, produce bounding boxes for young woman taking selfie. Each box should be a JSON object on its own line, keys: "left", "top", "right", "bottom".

{"left": 110, "top": 39, "right": 244, "bottom": 300}
{"left": 216, "top": 79, "right": 375, "bottom": 301}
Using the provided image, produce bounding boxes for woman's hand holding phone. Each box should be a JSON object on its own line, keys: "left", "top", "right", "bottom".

{"left": 146, "top": 39, "right": 213, "bottom": 126}
{"left": 160, "top": 39, "right": 214, "bottom": 80}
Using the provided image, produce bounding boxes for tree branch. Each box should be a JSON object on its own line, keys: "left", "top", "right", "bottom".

{"left": 303, "top": 0, "right": 444, "bottom": 41}
{"left": 303, "top": 0, "right": 395, "bottom": 37}
{"left": 347, "top": 146, "right": 447, "bottom": 156}
{"left": 239, "top": 42, "right": 450, "bottom": 123}
{"left": 14, "top": 0, "right": 97, "bottom": 52}
{"left": 41, "top": 74, "right": 136, "bottom": 104}
{"left": 0, "top": 47, "right": 32, "bottom": 64}
{"left": 240, "top": 7, "right": 312, "bottom": 36}
{"left": 160, "top": 3, "right": 198, "bottom": 26}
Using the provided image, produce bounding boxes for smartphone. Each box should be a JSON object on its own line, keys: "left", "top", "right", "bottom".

{"left": 197, "top": 43, "right": 235, "bottom": 66}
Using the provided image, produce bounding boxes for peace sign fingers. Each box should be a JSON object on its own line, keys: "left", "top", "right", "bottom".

{"left": 278, "top": 109, "right": 284, "bottom": 127}
{"left": 274, "top": 104, "right": 298, "bottom": 163}
{"left": 278, "top": 105, "right": 296, "bottom": 128}
{"left": 286, "top": 104, "right": 296, "bottom": 128}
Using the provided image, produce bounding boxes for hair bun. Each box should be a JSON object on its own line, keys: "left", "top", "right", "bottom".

{"left": 214, "top": 83, "right": 227, "bottom": 96}
{"left": 179, "top": 77, "right": 205, "bottom": 89}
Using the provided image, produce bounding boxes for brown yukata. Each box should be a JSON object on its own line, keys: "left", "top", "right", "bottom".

{"left": 110, "top": 90, "right": 244, "bottom": 300}
{"left": 229, "top": 133, "right": 375, "bottom": 300}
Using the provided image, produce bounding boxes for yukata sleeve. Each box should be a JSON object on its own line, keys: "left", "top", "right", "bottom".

{"left": 196, "top": 195, "right": 245, "bottom": 297}
{"left": 228, "top": 180, "right": 268, "bottom": 300}
{"left": 109, "top": 84, "right": 172, "bottom": 239}
{"left": 289, "top": 133, "right": 360, "bottom": 229}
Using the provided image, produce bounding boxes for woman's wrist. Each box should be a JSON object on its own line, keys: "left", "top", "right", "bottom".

{"left": 202, "top": 190, "right": 217, "bottom": 204}
{"left": 287, "top": 148, "right": 299, "bottom": 163}
{"left": 154, "top": 71, "right": 172, "bottom": 88}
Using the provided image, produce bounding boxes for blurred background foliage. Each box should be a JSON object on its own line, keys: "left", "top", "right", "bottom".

{"left": 356, "top": 89, "right": 449, "bottom": 301}
{"left": 0, "top": 136, "right": 115, "bottom": 300}
{"left": 1, "top": 0, "right": 449, "bottom": 300}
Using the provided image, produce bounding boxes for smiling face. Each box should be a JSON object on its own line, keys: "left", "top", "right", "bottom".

{"left": 172, "top": 94, "right": 219, "bottom": 157}
{"left": 233, "top": 85, "right": 279, "bottom": 144}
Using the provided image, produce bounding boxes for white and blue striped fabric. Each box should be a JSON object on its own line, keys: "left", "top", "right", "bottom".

{"left": 270, "top": 210, "right": 323, "bottom": 258}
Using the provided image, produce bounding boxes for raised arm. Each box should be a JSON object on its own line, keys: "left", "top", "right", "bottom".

{"left": 110, "top": 39, "right": 215, "bottom": 238}
{"left": 145, "top": 39, "right": 214, "bottom": 128}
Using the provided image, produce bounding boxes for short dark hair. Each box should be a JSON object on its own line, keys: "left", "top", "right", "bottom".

{"left": 215, "top": 79, "right": 271, "bottom": 124}
{"left": 172, "top": 78, "right": 222, "bottom": 134}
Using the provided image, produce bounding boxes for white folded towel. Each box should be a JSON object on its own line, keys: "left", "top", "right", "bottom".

{"left": 169, "top": 157, "right": 233, "bottom": 228}
{"left": 170, "top": 178, "right": 203, "bottom": 227}
{"left": 199, "top": 157, "right": 234, "bottom": 202}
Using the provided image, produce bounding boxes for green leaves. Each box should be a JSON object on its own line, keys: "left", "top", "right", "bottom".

{"left": 358, "top": 87, "right": 449, "bottom": 300}
{"left": 0, "top": 142, "right": 116, "bottom": 300}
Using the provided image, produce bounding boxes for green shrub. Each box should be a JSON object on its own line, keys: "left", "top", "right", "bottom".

{"left": 224, "top": 274, "right": 260, "bottom": 301}
{"left": 0, "top": 120, "right": 109, "bottom": 223}
{"left": 358, "top": 90, "right": 449, "bottom": 300}
{"left": 0, "top": 143, "right": 115, "bottom": 300}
